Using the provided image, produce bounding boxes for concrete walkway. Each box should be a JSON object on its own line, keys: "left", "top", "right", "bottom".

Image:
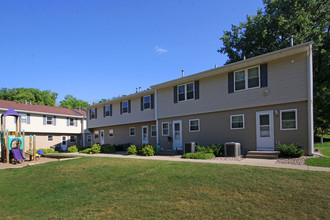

{"left": 67, "top": 152, "right": 330, "bottom": 172}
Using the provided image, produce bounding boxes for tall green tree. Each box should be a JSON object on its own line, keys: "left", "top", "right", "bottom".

{"left": 59, "top": 95, "right": 89, "bottom": 109}
{"left": 0, "top": 88, "right": 58, "bottom": 106}
{"left": 218, "top": 0, "right": 329, "bottom": 135}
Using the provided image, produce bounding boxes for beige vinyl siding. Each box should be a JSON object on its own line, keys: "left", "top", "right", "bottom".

{"left": 91, "top": 122, "right": 156, "bottom": 146}
{"left": 157, "top": 52, "right": 308, "bottom": 119}
{"left": 88, "top": 97, "right": 155, "bottom": 129}
{"left": 23, "top": 134, "right": 80, "bottom": 150}
{"left": 158, "top": 101, "right": 308, "bottom": 154}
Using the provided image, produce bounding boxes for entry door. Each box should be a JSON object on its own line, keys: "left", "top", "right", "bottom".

{"left": 100, "top": 130, "right": 105, "bottom": 145}
{"left": 173, "top": 120, "right": 182, "bottom": 150}
{"left": 61, "top": 136, "right": 67, "bottom": 151}
{"left": 142, "top": 126, "right": 148, "bottom": 144}
{"left": 256, "top": 110, "right": 274, "bottom": 151}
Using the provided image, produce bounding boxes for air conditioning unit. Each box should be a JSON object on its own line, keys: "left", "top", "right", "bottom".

{"left": 184, "top": 142, "right": 196, "bottom": 154}
{"left": 224, "top": 142, "right": 241, "bottom": 157}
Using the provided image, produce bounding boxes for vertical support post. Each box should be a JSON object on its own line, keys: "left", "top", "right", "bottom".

{"left": 33, "top": 135, "right": 36, "bottom": 161}
{"left": 307, "top": 44, "right": 314, "bottom": 155}
{"left": 5, "top": 131, "right": 9, "bottom": 164}
{"left": 22, "top": 130, "right": 26, "bottom": 153}
{"left": 16, "top": 116, "right": 19, "bottom": 132}
{"left": 19, "top": 116, "right": 22, "bottom": 133}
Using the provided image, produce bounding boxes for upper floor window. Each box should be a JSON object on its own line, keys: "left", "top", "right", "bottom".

{"left": 144, "top": 96, "right": 151, "bottom": 109}
{"left": 47, "top": 116, "right": 53, "bottom": 125}
{"left": 105, "top": 105, "right": 110, "bottom": 116}
{"left": 122, "top": 101, "right": 128, "bottom": 114}
{"left": 90, "top": 109, "right": 96, "bottom": 119}
{"left": 280, "top": 109, "right": 297, "bottom": 130}
{"left": 21, "top": 114, "right": 27, "bottom": 123}
{"left": 178, "top": 83, "right": 194, "bottom": 102}
{"left": 234, "top": 66, "right": 260, "bottom": 91}
{"left": 70, "top": 118, "right": 74, "bottom": 126}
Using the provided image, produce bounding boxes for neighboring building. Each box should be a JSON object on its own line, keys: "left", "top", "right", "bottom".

{"left": 0, "top": 100, "right": 89, "bottom": 150}
{"left": 87, "top": 42, "right": 314, "bottom": 155}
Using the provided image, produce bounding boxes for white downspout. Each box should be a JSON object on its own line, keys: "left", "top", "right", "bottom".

{"left": 307, "top": 44, "right": 314, "bottom": 155}
{"left": 155, "top": 89, "right": 159, "bottom": 147}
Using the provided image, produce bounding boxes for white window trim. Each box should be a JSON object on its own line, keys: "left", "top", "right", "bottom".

{"left": 129, "top": 127, "right": 136, "bottom": 136}
{"left": 234, "top": 65, "right": 260, "bottom": 92}
{"left": 94, "top": 131, "right": 99, "bottom": 140}
{"left": 230, "top": 114, "right": 245, "bottom": 130}
{"left": 178, "top": 82, "right": 195, "bottom": 102}
{"left": 48, "top": 135, "right": 53, "bottom": 142}
{"left": 21, "top": 113, "right": 27, "bottom": 124}
{"left": 69, "top": 118, "right": 75, "bottom": 126}
{"left": 46, "top": 116, "right": 54, "bottom": 125}
{"left": 162, "top": 122, "right": 170, "bottom": 136}
{"left": 105, "top": 105, "right": 111, "bottom": 117}
{"left": 151, "top": 125, "right": 157, "bottom": 137}
{"left": 91, "top": 109, "right": 96, "bottom": 119}
{"left": 189, "top": 119, "right": 200, "bottom": 132}
{"left": 109, "top": 129, "right": 114, "bottom": 138}
{"left": 280, "top": 109, "right": 298, "bottom": 130}
{"left": 143, "top": 95, "right": 151, "bottom": 110}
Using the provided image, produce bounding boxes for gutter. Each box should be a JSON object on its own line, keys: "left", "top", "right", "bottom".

{"left": 307, "top": 44, "right": 314, "bottom": 155}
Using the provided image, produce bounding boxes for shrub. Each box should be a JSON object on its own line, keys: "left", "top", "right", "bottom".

{"left": 196, "top": 144, "right": 224, "bottom": 157}
{"left": 141, "top": 145, "right": 155, "bottom": 156}
{"left": 68, "top": 145, "right": 78, "bottom": 153}
{"left": 77, "top": 145, "right": 87, "bottom": 151}
{"left": 39, "top": 148, "right": 55, "bottom": 154}
{"left": 278, "top": 144, "right": 304, "bottom": 158}
{"left": 90, "top": 144, "right": 101, "bottom": 154}
{"left": 127, "top": 145, "right": 138, "bottom": 155}
{"left": 101, "top": 145, "right": 116, "bottom": 153}
{"left": 80, "top": 148, "right": 91, "bottom": 154}
{"left": 114, "top": 144, "right": 124, "bottom": 151}
{"left": 182, "top": 152, "right": 215, "bottom": 159}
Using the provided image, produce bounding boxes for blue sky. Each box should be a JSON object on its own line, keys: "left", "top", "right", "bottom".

{"left": 0, "top": 0, "right": 264, "bottom": 104}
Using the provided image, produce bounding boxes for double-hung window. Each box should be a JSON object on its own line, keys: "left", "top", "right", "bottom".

{"left": 91, "top": 109, "right": 96, "bottom": 119}
{"left": 280, "top": 109, "right": 297, "bottom": 130}
{"left": 189, "top": 119, "right": 200, "bottom": 132}
{"left": 105, "top": 105, "right": 110, "bottom": 116}
{"left": 109, "top": 129, "right": 114, "bottom": 137}
{"left": 122, "top": 101, "right": 128, "bottom": 113}
{"left": 234, "top": 66, "right": 260, "bottom": 91}
{"left": 94, "top": 131, "right": 99, "bottom": 140}
{"left": 47, "top": 116, "right": 53, "bottom": 125}
{"left": 162, "top": 122, "right": 169, "bottom": 136}
{"left": 151, "top": 125, "right": 157, "bottom": 137}
{"left": 129, "top": 127, "right": 135, "bottom": 136}
{"left": 144, "top": 96, "right": 151, "bottom": 109}
{"left": 70, "top": 118, "right": 74, "bottom": 126}
{"left": 178, "top": 83, "right": 194, "bottom": 101}
{"left": 21, "top": 114, "right": 27, "bottom": 123}
{"left": 48, "top": 135, "right": 53, "bottom": 141}
{"left": 87, "top": 135, "right": 91, "bottom": 142}
{"left": 230, "top": 114, "right": 245, "bottom": 129}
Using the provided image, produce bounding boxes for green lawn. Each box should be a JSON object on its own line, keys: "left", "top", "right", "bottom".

{"left": 306, "top": 157, "right": 330, "bottom": 167}
{"left": 314, "top": 141, "right": 330, "bottom": 157}
{"left": 0, "top": 157, "right": 329, "bottom": 219}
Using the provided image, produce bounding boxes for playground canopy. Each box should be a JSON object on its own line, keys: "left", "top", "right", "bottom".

{"left": 2, "top": 108, "right": 21, "bottom": 118}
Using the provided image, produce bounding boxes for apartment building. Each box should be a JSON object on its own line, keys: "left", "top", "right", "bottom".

{"left": 0, "top": 100, "right": 88, "bottom": 150}
{"left": 87, "top": 42, "right": 314, "bottom": 155}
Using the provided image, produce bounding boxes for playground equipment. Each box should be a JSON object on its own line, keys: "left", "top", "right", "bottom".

{"left": 1, "top": 108, "right": 38, "bottom": 164}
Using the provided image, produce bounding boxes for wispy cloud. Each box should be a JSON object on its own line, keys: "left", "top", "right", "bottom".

{"left": 154, "top": 46, "right": 168, "bottom": 54}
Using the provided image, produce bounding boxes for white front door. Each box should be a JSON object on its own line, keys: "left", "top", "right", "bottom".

{"left": 100, "top": 130, "right": 105, "bottom": 145}
{"left": 142, "top": 126, "right": 148, "bottom": 144}
{"left": 256, "top": 110, "right": 274, "bottom": 151}
{"left": 173, "top": 120, "right": 182, "bottom": 150}
{"left": 61, "top": 136, "right": 67, "bottom": 151}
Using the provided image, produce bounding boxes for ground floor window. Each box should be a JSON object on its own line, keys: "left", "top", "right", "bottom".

{"left": 70, "top": 136, "right": 76, "bottom": 143}
{"left": 280, "top": 109, "right": 297, "bottom": 130}
{"left": 94, "top": 131, "right": 99, "bottom": 140}
{"left": 151, "top": 125, "right": 157, "bottom": 137}
{"left": 48, "top": 135, "right": 53, "bottom": 141}
{"left": 87, "top": 135, "right": 91, "bottom": 142}
{"left": 189, "top": 119, "right": 200, "bottom": 132}
{"left": 129, "top": 127, "right": 135, "bottom": 136}
{"left": 162, "top": 122, "right": 169, "bottom": 136}
{"left": 230, "top": 114, "right": 244, "bottom": 129}
{"left": 109, "top": 129, "right": 114, "bottom": 137}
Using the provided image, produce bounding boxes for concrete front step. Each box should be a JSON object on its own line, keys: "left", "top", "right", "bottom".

{"left": 157, "top": 150, "right": 182, "bottom": 156}
{"left": 246, "top": 151, "right": 280, "bottom": 159}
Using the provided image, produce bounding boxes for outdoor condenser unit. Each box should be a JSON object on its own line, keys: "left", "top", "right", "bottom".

{"left": 184, "top": 142, "right": 196, "bottom": 154}
{"left": 224, "top": 142, "right": 241, "bottom": 157}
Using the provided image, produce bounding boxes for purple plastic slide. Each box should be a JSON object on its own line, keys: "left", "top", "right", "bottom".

{"left": 11, "top": 149, "right": 26, "bottom": 162}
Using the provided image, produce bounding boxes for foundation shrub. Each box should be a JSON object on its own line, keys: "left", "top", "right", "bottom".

{"left": 182, "top": 152, "right": 215, "bottom": 159}
{"left": 68, "top": 145, "right": 78, "bottom": 153}
{"left": 90, "top": 144, "right": 101, "bottom": 154}
{"left": 114, "top": 144, "right": 124, "bottom": 151}
{"left": 77, "top": 145, "right": 87, "bottom": 151}
{"left": 101, "top": 145, "right": 116, "bottom": 154}
{"left": 278, "top": 144, "right": 304, "bottom": 158}
{"left": 80, "top": 148, "right": 91, "bottom": 154}
{"left": 196, "top": 144, "right": 224, "bottom": 157}
{"left": 39, "top": 148, "right": 55, "bottom": 154}
{"left": 127, "top": 145, "right": 138, "bottom": 155}
{"left": 141, "top": 145, "right": 155, "bottom": 156}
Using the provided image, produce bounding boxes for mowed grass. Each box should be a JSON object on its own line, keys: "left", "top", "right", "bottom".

{"left": 315, "top": 141, "right": 330, "bottom": 157}
{"left": 0, "top": 157, "right": 329, "bottom": 219}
